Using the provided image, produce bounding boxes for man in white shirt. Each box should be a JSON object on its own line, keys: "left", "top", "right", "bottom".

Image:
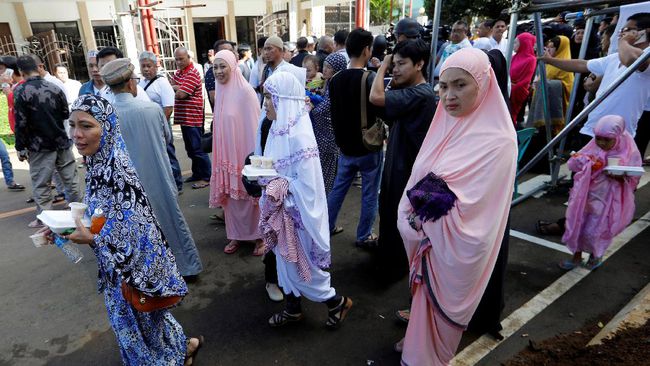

{"left": 249, "top": 36, "right": 268, "bottom": 103}
{"left": 539, "top": 12, "right": 650, "bottom": 150}
{"left": 434, "top": 20, "right": 472, "bottom": 77}
{"left": 33, "top": 56, "right": 66, "bottom": 101}
{"left": 54, "top": 64, "right": 82, "bottom": 105}
{"left": 473, "top": 19, "right": 494, "bottom": 51}
{"left": 491, "top": 18, "right": 509, "bottom": 55}
{"left": 139, "top": 51, "right": 184, "bottom": 193}
{"left": 333, "top": 30, "right": 350, "bottom": 63}
{"left": 96, "top": 47, "right": 151, "bottom": 103}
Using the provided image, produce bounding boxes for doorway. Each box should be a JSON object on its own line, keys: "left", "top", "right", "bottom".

{"left": 193, "top": 19, "right": 225, "bottom": 65}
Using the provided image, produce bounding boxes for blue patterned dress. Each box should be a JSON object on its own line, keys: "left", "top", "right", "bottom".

{"left": 72, "top": 95, "right": 188, "bottom": 365}
{"left": 309, "top": 53, "right": 348, "bottom": 194}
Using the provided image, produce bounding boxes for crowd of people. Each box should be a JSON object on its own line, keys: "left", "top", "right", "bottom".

{"left": 0, "top": 7, "right": 648, "bottom": 365}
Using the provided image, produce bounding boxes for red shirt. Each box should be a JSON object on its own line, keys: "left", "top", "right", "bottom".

{"left": 172, "top": 64, "right": 204, "bottom": 127}
{"left": 7, "top": 80, "right": 26, "bottom": 132}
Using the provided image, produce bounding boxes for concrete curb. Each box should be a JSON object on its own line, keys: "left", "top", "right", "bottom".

{"left": 588, "top": 281, "right": 650, "bottom": 345}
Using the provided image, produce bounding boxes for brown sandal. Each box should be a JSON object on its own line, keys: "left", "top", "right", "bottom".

{"left": 224, "top": 240, "right": 240, "bottom": 254}
{"left": 184, "top": 335, "right": 204, "bottom": 366}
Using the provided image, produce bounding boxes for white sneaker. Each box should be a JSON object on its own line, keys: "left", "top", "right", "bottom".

{"left": 265, "top": 283, "right": 284, "bottom": 302}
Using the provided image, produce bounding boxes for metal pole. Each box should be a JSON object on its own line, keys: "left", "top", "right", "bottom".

{"left": 551, "top": 10, "right": 595, "bottom": 182}
{"left": 524, "top": 0, "right": 626, "bottom": 13}
{"left": 533, "top": 12, "right": 555, "bottom": 175}
{"left": 427, "top": 0, "right": 442, "bottom": 84}
{"left": 516, "top": 47, "right": 650, "bottom": 180}
{"left": 505, "top": 1, "right": 520, "bottom": 79}
{"left": 349, "top": 1, "right": 352, "bottom": 30}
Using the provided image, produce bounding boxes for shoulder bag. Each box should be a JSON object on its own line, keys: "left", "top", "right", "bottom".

{"left": 360, "top": 70, "right": 386, "bottom": 152}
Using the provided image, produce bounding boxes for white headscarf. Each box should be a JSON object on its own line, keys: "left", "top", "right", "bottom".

{"left": 263, "top": 71, "right": 331, "bottom": 267}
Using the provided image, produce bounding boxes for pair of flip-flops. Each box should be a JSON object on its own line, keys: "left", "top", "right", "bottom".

{"left": 558, "top": 257, "right": 603, "bottom": 270}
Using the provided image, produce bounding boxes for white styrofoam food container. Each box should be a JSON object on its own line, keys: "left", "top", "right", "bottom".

{"left": 604, "top": 166, "right": 645, "bottom": 177}
{"left": 36, "top": 210, "right": 91, "bottom": 234}
{"left": 242, "top": 165, "right": 278, "bottom": 181}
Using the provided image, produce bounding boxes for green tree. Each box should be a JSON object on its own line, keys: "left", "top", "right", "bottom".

{"left": 423, "top": 0, "right": 511, "bottom": 24}
{"left": 370, "top": 0, "right": 402, "bottom": 25}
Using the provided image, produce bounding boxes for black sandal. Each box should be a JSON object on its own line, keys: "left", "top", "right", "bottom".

{"left": 268, "top": 310, "right": 303, "bottom": 327}
{"left": 184, "top": 335, "right": 204, "bottom": 366}
{"left": 355, "top": 234, "right": 378, "bottom": 248}
{"left": 535, "top": 220, "right": 562, "bottom": 236}
{"left": 330, "top": 226, "right": 344, "bottom": 236}
{"left": 326, "top": 296, "right": 353, "bottom": 329}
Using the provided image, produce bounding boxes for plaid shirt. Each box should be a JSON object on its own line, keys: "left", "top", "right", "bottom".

{"left": 172, "top": 64, "right": 204, "bottom": 127}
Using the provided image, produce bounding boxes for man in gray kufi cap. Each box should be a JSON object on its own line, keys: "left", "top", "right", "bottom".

{"left": 103, "top": 58, "right": 204, "bottom": 278}
{"left": 100, "top": 58, "right": 135, "bottom": 87}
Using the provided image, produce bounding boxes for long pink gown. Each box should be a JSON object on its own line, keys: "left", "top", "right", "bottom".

{"left": 397, "top": 48, "right": 517, "bottom": 365}
{"left": 563, "top": 115, "right": 642, "bottom": 257}
{"left": 209, "top": 50, "right": 261, "bottom": 241}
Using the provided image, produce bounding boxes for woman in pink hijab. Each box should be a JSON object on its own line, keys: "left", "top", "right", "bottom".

{"left": 209, "top": 50, "right": 263, "bottom": 255}
{"left": 396, "top": 48, "right": 517, "bottom": 365}
{"left": 561, "top": 115, "right": 642, "bottom": 270}
{"left": 509, "top": 32, "right": 537, "bottom": 124}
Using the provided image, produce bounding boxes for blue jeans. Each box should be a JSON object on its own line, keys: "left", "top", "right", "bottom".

{"left": 180, "top": 125, "right": 211, "bottom": 181}
{"left": 0, "top": 139, "right": 14, "bottom": 186}
{"left": 166, "top": 139, "right": 184, "bottom": 191}
{"left": 327, "top": 151, "right": 383, "bottom": 241}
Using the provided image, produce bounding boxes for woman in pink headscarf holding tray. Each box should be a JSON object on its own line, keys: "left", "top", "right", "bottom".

{"left": 560, "top": 115, "right": 642, "bottom": 271}
{"left": 396, "top": 48, "right": 517, "bottom": 365}
{"left": 209, "top": 50, "right": 264, "bottom": 255}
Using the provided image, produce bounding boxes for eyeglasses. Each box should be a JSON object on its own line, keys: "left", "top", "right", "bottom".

{"left": 130, "top": 76, "right": 141, "bottom": 83}
{"left": 620, "top": 27, "right": 638, "bottom": 33}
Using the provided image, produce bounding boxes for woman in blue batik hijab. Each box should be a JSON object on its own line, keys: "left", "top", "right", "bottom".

{"left": 309, "top": 52, "right": 348, "bottom": 195}
{"left": 60, "top": 94, "right": 203, "bottom": 365}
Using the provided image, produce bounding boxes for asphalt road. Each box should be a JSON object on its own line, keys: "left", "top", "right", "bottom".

{"left": 1, "top": 128, "right": 649, "bottom": 366}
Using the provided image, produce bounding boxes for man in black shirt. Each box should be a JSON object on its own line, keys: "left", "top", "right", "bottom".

{"left": 290, "top": 37, "right": 310, "bottom": 67}
{"left": 328, "top": 28, "right": 381, "bottom": 247}
{"left": 369, "top": 39, "right": 436, "bottom": 282}
{"left": 14, "top": 55, "right": 79, "bottom": 227}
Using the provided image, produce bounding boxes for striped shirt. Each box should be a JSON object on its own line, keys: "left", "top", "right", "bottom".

{"left": 172, "top": 64, "right": 204, "bottom": 127}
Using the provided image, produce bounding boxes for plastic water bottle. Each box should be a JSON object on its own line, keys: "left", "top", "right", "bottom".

{"left": 54, "top": 232, "right": 83, "bottom": 264}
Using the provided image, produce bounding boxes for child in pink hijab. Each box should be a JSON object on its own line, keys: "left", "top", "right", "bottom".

{"left": 561, "top": 115, "right": 642, "bottom": 270}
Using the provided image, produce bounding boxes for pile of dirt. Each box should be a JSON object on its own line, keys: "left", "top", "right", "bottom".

{"left": 505, "top": 319, "right": 650, "bottom": 366}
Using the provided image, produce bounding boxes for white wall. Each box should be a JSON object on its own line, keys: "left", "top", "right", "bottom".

{"left": 23, "top": 1, "right": 80, "bottom": 22}
{"left": 234, "top": 1, "right": 266, "bottom": 16}
{"left": 198, "top": 0, "right": 227, "bottom": 16}
{"left": 0, "top": 2, "right": 24, "bottom": 41}
{"left": 85, "top": 1, "right": 115, "bottom": 21}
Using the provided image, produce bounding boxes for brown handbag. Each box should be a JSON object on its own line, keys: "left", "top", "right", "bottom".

{"left": 360, "top": 70, "right": 386, "bottom": 152}
{"left": 121, "top": 282, "right": 183, "bottom": 313}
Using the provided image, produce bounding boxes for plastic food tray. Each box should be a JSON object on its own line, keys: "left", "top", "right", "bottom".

{"left": 36, "top": 210, "right": 91, "bottom": 234}
{"left": 603, "top": 166, "right": 645, "bottom": 177}
{"left": 242, "top": 165, "right": 278, "bottom": 181}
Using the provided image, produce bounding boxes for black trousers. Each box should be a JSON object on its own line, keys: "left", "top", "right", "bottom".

{"left": 634, "top": 110, "right": 650, "bottom": 158}
{"left": 468, "top": 217, "right": 510, "bottom": 335}
{"left": 264, "top": 251, "right": 278, "bottom": 284}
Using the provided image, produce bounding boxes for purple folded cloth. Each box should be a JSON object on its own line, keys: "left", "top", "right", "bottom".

{"left": 406, "top": 172, "right": 457, "bottom": 223}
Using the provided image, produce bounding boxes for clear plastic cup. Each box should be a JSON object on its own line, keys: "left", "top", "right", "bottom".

{"left": 250, "top": 155, "right": 262, "bottom": 168}
{"left": 261, "top": 157, "right": 274, "bottom": 169}
{"left": 30, "top": 233, "right": 47, "bottom": 248}
{"left": 69, "top": 202, "right": 88, "bottom": 220}
{"left": 607, "top": 157, "right": 620, "bottom": 166}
